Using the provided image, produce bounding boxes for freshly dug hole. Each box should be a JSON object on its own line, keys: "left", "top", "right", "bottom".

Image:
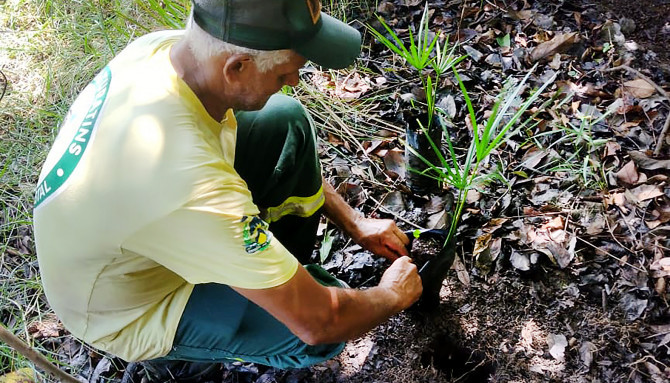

{"left": 420, "top": 332, "right": 496, "bottom": 382}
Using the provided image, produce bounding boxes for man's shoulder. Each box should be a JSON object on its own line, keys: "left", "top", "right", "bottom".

{"left": 125, "top": 29, "right": 185, "bottom": 51}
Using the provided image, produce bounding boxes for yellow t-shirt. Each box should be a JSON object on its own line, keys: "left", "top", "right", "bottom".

{"left": 33, "top": 30, "right": 299, "bottom": 361}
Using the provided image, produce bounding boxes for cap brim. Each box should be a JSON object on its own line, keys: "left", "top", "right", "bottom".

{"left": 293, "top": 13, "right": 361, "bottom": 69}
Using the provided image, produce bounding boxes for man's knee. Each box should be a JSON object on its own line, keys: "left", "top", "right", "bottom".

{"left": 241, "top": 94, "right": 315, "bottom": 145}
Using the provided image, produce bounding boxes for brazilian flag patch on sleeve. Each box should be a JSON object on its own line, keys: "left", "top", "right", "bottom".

{"left": 240, "top": 216, "right": 273, "bottom": 254}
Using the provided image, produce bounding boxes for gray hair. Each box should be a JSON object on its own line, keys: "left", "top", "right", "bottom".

{"left": 184, "top": 10, "right": 292, "bottom": 73}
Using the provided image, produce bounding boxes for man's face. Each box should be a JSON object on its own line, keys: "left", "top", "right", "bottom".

{"left": 234, "top": 52, "right": 307, "bottom": 111}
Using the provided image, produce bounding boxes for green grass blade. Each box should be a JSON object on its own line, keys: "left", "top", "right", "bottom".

{"left": 453, "top": 68, "right": 479, "bottom": 145}
{"left": 368, "top": 19, "right": 408, "bottom": 58}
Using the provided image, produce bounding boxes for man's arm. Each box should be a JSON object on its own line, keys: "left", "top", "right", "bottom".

{"left": 321, "top": 177, "right": 409, "bottom": 261}
{"left": 232, "top": 256, "right": 422, "bottom": 345}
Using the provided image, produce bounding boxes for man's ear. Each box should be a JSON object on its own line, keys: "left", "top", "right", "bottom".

{"left": 222, "top": 53, "right": 253, "bottom": 84}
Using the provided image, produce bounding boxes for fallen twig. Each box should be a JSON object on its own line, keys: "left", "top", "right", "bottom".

{"left": 576, "top": 237, "right": 645, "bottom": 272}
{"left": 0, "top": 324, "right": 81, "bottom": 383}
{"left": 601, "top": 64, "right": 670, "bottom": 156}
{"left": 654, "top": 113, "right": 670, "bottom": 157}
{"left": 368, "top": 195, "right": 423, "bottom": 229}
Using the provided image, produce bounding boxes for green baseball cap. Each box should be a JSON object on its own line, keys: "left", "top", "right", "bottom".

{"left": 192, "top": 0, "right": 361, "bottom": 69}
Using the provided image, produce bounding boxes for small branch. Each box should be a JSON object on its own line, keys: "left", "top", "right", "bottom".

{"left": 576, "top": 237, "right": 645, "bottom": 272}
{"left": 0, "top": 324, "right": 81, "bottom": 383}
{"left": 601, "top": 64, "right": 670, "bottom": 155}
{"left": 654, "top": 113, "right": 670, "bottom": 157}
{"left": 368, "top": 195, "right": 423, "bottom": 229}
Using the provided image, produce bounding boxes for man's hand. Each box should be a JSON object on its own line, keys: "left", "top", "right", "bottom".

{"left": 349, "top": 216, "right": 410, "bottom": 261}
{"left": 378, "top": 256, "right": 423, "bottom": 310}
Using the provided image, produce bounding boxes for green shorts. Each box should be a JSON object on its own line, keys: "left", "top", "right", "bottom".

{"left": 164, "top": 264, "right": 345, "bottom": 369}
{"left": 160, "top": 94, "right": 345, "bottom": 369}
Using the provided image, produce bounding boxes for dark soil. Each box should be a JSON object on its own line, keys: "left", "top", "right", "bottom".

{"left": 410, "top": 236, "right": 442, "bottom": 267}
{"left": 600, "top": 0, "right": 670, "bottom": 65}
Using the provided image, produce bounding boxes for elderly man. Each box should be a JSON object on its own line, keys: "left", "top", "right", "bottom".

{"left": 33, "top": 0, "right": 422, "bottom": 379}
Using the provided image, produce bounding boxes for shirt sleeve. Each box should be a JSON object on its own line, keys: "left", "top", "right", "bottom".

{"left": 121, "top": 178, "right": 300, "bottom": 290}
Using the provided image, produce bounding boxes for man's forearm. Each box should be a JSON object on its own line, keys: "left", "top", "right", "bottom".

{"left": 233, "top": 259, "right": 421, "bottom": 346}
{"left": 321, "top": 176, "right": 362, "bottom": 233}
{"left": 307, "top": 284, "right": 404, "bottom": 344}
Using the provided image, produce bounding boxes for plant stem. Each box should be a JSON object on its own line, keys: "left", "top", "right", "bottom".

{"left": 447, "top": 189, "right": 467, "bottom": 244}
{"left": 0, "top": 324, "right": 81, "bottom": 383}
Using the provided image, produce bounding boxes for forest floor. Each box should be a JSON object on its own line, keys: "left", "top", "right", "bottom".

{"left": 1, "top": 0, "right": 669, "bottom": 382}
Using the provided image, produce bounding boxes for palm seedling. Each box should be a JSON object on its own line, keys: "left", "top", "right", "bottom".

{"left": 406, "top": 65, "right": 557, "bottom": 307}
{"left": 367, "top": 2, "right": 465, "bottom": 194}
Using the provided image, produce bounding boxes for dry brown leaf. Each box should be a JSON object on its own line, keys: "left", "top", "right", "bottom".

{"left": 27, "top": 314, "right": 63, "bottom": 339}
{"left": 531, "top": 32, "right": 579, "bottom": 62}
{"left": 556, "top": 80, "right": 611, "bottom": 98}
{"left": 474, "top": 233, "right": 498, "bottom": 274}
{"left": 615, "top": 160, "right": 640, "bottom": 185}
{"left": 631, "top": 184, "right": 664, "bottom": 201}
{"left": 482, "top": 218, "right": 509, "bottom": 234}
{"left": 336, "top": 182, "right": 367, "bottom": 208}
{"left": 583, "top": 213, "right": 607, "bottom": 235}
{"left": 311, "top": 71, "right": 371, "bottom": 100}
{"left": 452, "top": 255, "right": 470, "bottom": 287}
{"left": 650, "top": 257, "right": 670, "bottom": 278}
{"left": 364, "top": 140, "right": 387, "bottom": 155}
{"left": 545, "top": 236, "right": 576, "bottom": 268}
{"left": 426, "top": 210, "right": 448, "bottom": 229}
{"left": 0, "top": 369, "right": 35, "bottom": 383}
{"left": 650, "top": 204, "right": 670, "bottom": 225}
{"left": 466, "top": 189, "right": 481, "bottom": 204}
{"left": 382, "top": 149, "right": 406, "bottom": 179}
{"left": 604, "top": 141, "right": 621, "bottom": 157}
{"left": 605, "top": 192, "right": 627, "bottom": 209}
{"left": 327, "top": 133, "right": 345, "bottom": 146}
{"left": 424, "top": 194, "right": 450, "bottom": 215}
{"left": 622, "top": 79, "right": 656, "bottom": 99}
{"left": 508, "top": 9, "right": 534, "bottom": 20}
{"left": 473, "top": 233, "right": 493, "bottom": 258}
{"left": 543, "top": 216, "right": 565, "bottom": 230}
{"left": 520, "top": 146, "right": 548, "bottom": 170}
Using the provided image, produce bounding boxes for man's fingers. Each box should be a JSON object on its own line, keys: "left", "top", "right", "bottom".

{"left": 394, "top": 225, "right": 410, "bottom": 245}
{"left": 385, "top": 236, "right": 409, "bottom": 258}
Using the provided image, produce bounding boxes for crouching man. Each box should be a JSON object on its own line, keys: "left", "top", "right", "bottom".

{"left": 33, "top": 0, "right": 422, "bottom": 379}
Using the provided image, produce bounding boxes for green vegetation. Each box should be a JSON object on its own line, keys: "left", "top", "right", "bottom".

{"left": 367, "top": 3, "right": 464, "bottom": 129}
{"left": 536, "top": 106, "right": 613, "bottom": 189}
{"left": 409, "top": 67, "right": 557, "bottom": 243}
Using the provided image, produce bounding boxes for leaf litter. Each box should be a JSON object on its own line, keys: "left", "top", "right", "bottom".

{"left": 3, "top": 0, "right": 670, "bottom": 382}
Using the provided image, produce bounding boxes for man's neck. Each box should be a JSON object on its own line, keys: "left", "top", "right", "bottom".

{"left": 170, "top": 40, "right": 231, "bottom": 122}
